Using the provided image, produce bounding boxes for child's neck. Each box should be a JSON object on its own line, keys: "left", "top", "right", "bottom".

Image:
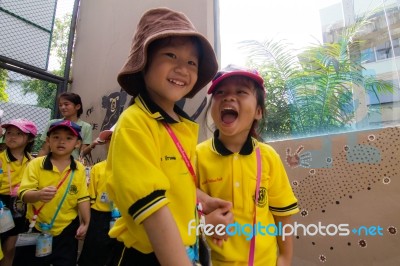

{"left": 64, "top": 115, "right": 79, "bottom": 123}
{"left": 9, "top": 148, "right": 25, "bottom": 162}
{"left": 50, "top": 153, "right": 72, "bottom": 173}
{"left": 218, "top": 131, "right": 249, "bottom": 153}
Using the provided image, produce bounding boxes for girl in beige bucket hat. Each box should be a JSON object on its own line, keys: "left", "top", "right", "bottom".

{"left": 106, "top": 7, "right": 230, "bottom": 266}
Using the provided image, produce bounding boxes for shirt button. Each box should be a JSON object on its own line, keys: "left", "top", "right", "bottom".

{"left": 235, "top": 181, "right": 240, "bottom": 187}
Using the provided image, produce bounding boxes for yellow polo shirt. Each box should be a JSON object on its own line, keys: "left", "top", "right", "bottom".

{"left": 88, "top": 160, "right": 111, "bottom": 212}
{"left": 0, "top": 149, "right": 32, "bottom": 195}
{"left": 106, "top": 93, "right": 198, "bottom": 253}
{"left": 18, "top": 154, "right": 90, "bottom": 236}
{"left": 196, "top": 131, "right": 299, "bottom": 266}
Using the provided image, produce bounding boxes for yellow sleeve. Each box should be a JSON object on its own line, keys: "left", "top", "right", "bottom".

{"left": 88, "top": 164, "right": 98, "bottom": 204}
{"left": 106, "top": 111, "right": 170, "bottom": 224}
{"left": 75, "top": 164, "right": 90, "bottom": 203}
{"left": 264, "top": 145, "right": 299, "bottom": 216}
{"left": 18, "top": 158, "right": 40, "bottom": 201}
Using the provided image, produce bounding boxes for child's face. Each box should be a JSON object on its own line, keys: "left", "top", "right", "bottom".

{"left": 4, "top": 126, "right": 30, "bottom": 150}
{"left": 58, "top": 97, "right": 80, "bottom": 119}
{"left": 144, "top": 36, "right": 199, "bottom": 109}
{"left": 211, "top": 77, "right": 262, "bottom": 138}
{"left": 47, "top": 128, "right": 81, "bottom": 156}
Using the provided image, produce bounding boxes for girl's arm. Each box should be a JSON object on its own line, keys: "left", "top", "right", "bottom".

{"left": 22, "top": 186, "right": 57, "bottom": 203}
{"left": 76, "top": 200, "right": 90, "bottom": 240}
{"left": 274, "top": 215, "right": 294, "bottom": 266}
{"left": 143, "top": 205, "right": 192, "bottom": 266}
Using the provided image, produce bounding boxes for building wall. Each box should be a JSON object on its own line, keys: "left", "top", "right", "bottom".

{"left": 269, "top": 126, "right": 400, "bottom": 265}
{"left": 71, "top": 0, "right": 217, "bottom": 164}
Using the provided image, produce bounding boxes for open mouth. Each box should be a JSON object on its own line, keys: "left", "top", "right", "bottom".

{"left": 168, "top": 78, "right": 185, "bottom": 86}
{"left": 221, "top": 108, "right": 238, "bottom": 124}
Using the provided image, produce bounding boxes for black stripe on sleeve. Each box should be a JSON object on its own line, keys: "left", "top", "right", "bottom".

{"left": 129, "top": 190, "right": 166, "bottom": 220}
{"left": 269, "top": 202, "right": 299, "bottom": 213}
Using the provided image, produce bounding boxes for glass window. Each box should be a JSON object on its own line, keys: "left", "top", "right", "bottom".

{"left": 219, "top": 0, "right": 400, "bottom": 140}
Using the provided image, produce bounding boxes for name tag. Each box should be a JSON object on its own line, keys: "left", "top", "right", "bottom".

{"left": 16, "top": 233, "right": 40, "bottom": 246}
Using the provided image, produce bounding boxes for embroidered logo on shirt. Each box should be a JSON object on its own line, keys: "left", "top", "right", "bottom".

{"left": 160, "top": 155, "right": 177, "bottom": 161}
{"left": 201, "top": 177, "right": 223, "bottom": 185}
{"left": 69, "top": 185, "right": 78, "bottom": 195}
{"left": 254, "top": 187, "right": 267, "bottom": 208}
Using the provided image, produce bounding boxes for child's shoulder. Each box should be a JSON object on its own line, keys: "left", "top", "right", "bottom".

{"left": 196, "top": 138, "right": 213, "bottom": 150}
{"left": 257, "top": 141, "right": 281, "bottom": 159}
{"left": 91, "top": 160, "right": 107, "bottom": 170}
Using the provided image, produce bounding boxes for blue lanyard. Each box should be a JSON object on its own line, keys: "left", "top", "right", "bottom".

{"left": 47, "top": 170, "right": 75, "bottom": 229}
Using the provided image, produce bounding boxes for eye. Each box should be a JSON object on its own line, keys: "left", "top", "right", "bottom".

{"left": 188, "top": 60, "right": 198, "bottom": 67}
{"left": 165, "top": 53, "right": 177, "bottom": 59}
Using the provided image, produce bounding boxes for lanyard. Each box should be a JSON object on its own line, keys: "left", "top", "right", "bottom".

{"left": 248, "top": 147, "right": 262, "bottom": 266}
{"left": 6, "top": 159, "right": 28, "bottom": 196}
{"left": 162, "top": 122, "right": 202, "bottom": 253}
{"left": 28, "top": 169, "right": 72, "bottom": 232}
{"left": 162, "top": 122, "right": 197, "bottom": 185}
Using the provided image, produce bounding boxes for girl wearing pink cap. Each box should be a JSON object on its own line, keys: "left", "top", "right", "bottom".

{"left": 0, "top": 119, "right": 37, "bottom": 266}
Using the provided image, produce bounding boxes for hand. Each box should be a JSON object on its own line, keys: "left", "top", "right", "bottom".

{"left": 94, "top": 137, "right": 107, "bottom": 146}
{"left": 285, "top": 145, "right": 311, "bottom": 168}
{"left": 75, "top": 223, "right": 88, "bottom": 240}
{"left": 39, "top": 186, "right": 57, "bottom": 202}
{"left": 204, "top": 205, "right": 234, "bottom": 241}
{"left": 203, "top": 196, "right": 232, "bottom": 215}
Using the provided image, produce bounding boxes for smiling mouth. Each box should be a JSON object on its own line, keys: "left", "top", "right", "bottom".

{"left": 168, "top": 78, "right": 186, "bottom": 86}
{"left": 221, "top": 108, "right": 238, "bottom": 124}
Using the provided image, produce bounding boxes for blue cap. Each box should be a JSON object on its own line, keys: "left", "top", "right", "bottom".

{"left": 47, "top": 120, "right": 82, "bottom": 140}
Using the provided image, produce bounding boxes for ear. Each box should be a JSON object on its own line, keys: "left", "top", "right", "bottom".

{"left": 75, "top": 104, "right": 81, "bottom": 111}
{"left": 75, "top": 139, "right": 82, "bottom": 149}
{"left": 254, "top": 106, "right": 263, "bottom": 121}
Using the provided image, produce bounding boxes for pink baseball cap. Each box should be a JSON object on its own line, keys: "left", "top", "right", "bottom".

{"left": 98, "top": 124, "right": 115, "bottom": 142}
{"left": 207, "top": 64, "right": 265, "bottom": 95}
{"left": 2, "top": 119, "right": 38, "bottom": 136}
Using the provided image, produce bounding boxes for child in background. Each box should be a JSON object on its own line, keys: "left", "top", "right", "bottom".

{"left": 196, "top": 65, "right": 299, "bottom": 266}
{"left": 105, "top": 7, "right": 221, "bottom": 265}
{"left": 14, "top": 120, "right": 90, "bottom": 266}
{"left": 38, "top": 92, "right": 93, "bottom": 160}
{"left": 0, "top": 119, "right": 37, "bottom": 266}
{"left": 78, "top": 125, "right": 117, "bottom": 266}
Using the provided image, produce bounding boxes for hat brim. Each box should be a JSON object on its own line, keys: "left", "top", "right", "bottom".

{"left": 207, "top": 71, "right": 265, "bottom": 94}
{"left": 117, "top": 31, "right": 218, "bottom": 99}
{"left": 47, "top": 125, "right": 82, "bottom": 140}
{"left": 2, "top": 123, "right": 32, "bottom": 135}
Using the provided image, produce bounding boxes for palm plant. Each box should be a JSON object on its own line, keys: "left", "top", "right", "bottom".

{"left": 241, "top": 14, "right": 393, "bottom": 140}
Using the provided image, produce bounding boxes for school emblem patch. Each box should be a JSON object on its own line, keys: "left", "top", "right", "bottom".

{"left": 254, "top": 187, "right": 267, "bottom": 208}
{"left": 69, "top": 185, "right": 78, "bottom": 195}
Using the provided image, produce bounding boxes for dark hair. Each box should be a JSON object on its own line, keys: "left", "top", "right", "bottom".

{"left": 206, "top": 77, "right": 266, "bottom": 141}
{"left": 25, "top": 134, "right": 35, "bottom": 153}
{"left": 251, "top": 82, "right": 266, "bottom": 141}
{"left": 58, "top": 92, "right": 83, "bottom": 118}
{"left": 4, "top": 130, "right": 35, "bottom": 153}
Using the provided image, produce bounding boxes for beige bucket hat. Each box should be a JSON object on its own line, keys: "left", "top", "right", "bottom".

{"left": 117, "top": 7, "right": 218, "bottom": 98}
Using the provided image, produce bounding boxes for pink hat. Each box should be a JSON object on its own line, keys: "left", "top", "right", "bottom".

{"left": 207, "top": 64, "right": 265, "bottom": 95}
{"left": 2, "top": 119, "right": 38, "bottom": 136}
{"left": 98, "top": 124, "right": 115, "bottom": 142}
